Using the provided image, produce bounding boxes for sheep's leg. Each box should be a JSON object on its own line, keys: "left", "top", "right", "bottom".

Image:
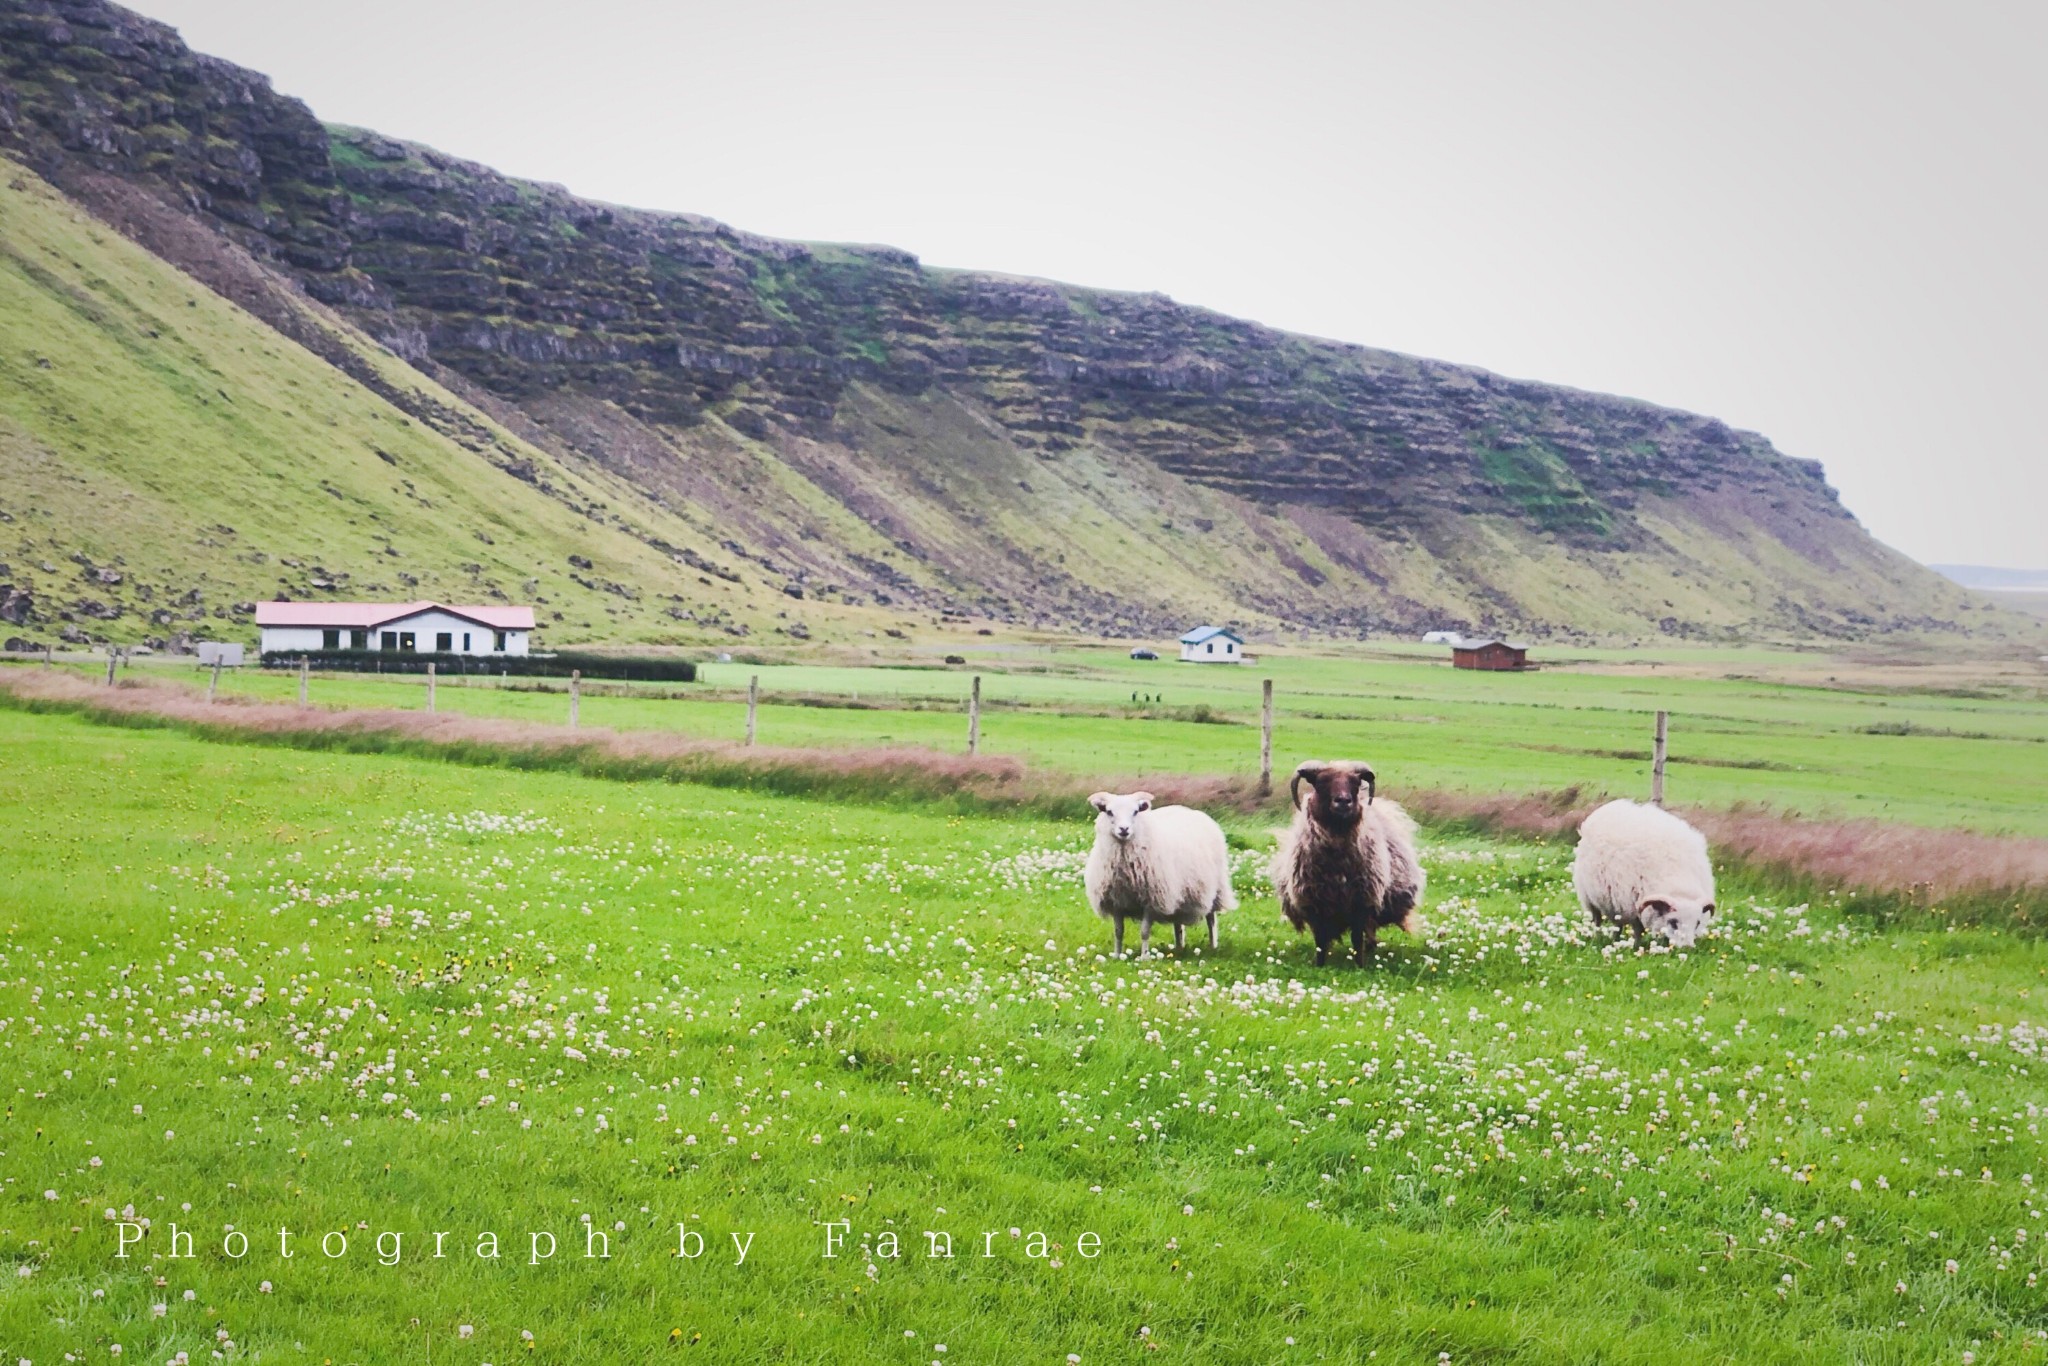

{"left": 1631, "top": 921, "right": 1645, "bottom": 950}
{"left": 1353, "top": 922, "right": 1377, "bottom": 968}
{"left": 1206, "top": 912, "right": 1218, "bottom": 949}
{"left": 1173, "top": 923, "right": 1186, "bottom": 950}
{"left": 1140, "top": 916, "right": 1155, "bottom": 958}
{"left": 1113, "top": 916, "right": 1125, "bottom": 958}
{"left": 1314, "top": 938, "right": 1330, "bottom": 967}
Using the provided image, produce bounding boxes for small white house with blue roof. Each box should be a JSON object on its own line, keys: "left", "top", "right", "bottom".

{"left": 1178, "top": 625, "right": 1244, "bottom": 663}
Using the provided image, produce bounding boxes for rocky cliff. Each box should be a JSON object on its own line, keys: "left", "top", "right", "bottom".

{"left": 0, "top": 0, "right": 1998, "bottom": 642}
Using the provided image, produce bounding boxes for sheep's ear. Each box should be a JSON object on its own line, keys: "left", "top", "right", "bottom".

{"left": 1702, "top": 901, "right": 1716, "bottom": 917}
{"left": 1133, "top": 792, "right": 1153, "bottom": 812}
{"left": 1088, "top": 792, "right": 1112, "bottom": 813}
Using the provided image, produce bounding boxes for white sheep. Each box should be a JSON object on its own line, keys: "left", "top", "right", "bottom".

{"left": 1571, "top": 798, "right": 1717, "bottom": 948}
{"left": 1084, "top": 791, "right": 1238, "bottom": 957}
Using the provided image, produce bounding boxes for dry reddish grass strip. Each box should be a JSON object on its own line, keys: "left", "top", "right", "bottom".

{"left": 7, "top": 669, "right": 2044, "bottom": 910}
{"left": 1403, "top": 788, "right": 2048, "bottom": 905}
{"left": 0, "top": 669, "right": 1266, "bottom": 817}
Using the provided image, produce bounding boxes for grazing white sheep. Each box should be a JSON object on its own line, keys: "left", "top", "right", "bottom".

{"left": 1084, "top": 791, "right": 1238, "bottom": 957}
{"left": 1572, "top": 799, "right": 1717, "bottom": 948}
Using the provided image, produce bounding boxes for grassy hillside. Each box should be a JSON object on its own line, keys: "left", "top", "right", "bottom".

{"left": 1, "top": 0, "right": 2021, "bottom": 645}
{"left": 20, "top": 149, "right": 1933, "bottom": 655}
{"left": 0, "top": 156, "right": 900, "bottom": 648}
{"left": 3, "top": 704, "right": 2045, "bottom": 1362}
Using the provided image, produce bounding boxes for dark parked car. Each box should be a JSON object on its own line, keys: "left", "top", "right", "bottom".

{"left": 1130, "top": 648, "right": 1159, "bottom": 660}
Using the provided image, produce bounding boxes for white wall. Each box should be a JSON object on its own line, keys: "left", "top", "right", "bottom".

{"left": 260, "top": 626, "right": 327, "bottom": 654}
{"left": 374, "top": 611, "right": 526, "bottom": 656}
{"left": 262, "top": 615, "right": 530, "bottom": 656}
{"left": 1179, "top": 637, "right": 1241, "bottom": 662}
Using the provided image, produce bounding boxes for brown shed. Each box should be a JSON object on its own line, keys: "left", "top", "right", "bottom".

{"left": 1449, "top": 638, "right": 1530, "bottom": 671}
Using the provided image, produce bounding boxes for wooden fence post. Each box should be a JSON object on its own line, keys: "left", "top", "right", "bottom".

{"left": 1259, "top": 678, "right": 1274, "bottom": 796}
{"left": 569, "top": 669, "right": 581, "bottom": 729}
{"left": 44, "top": 644, "right": 52, "bottom": 667}
{"left": 105, "top": 649, "right": 117, "bottom": 686}
{"left": 968, "top": 675, "right": 982, "bottom": 756}
{"left": 207, "top": 658, "right": 222, "bottom": 703}
{"left": 1651, "top": 710, "right": 1669, "bottom": 807}
{"left": 745, "top": 674, "right": 758, "bottom": 746}
{"left": 298, "top": 656, "right": 309, "bottom": 707}
{"left": 426, "top": 661, "right": 437, "bottom": 713}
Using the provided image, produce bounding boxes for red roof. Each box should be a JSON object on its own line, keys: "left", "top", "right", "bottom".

{"left": 255, "top": 601, "right": 535, "bottom": 630}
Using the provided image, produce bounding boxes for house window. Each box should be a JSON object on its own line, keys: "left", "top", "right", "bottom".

{"left": 436, "top": 632, "right": 453, "bottom": 652}
{"left": 462, "top": 632, "right": 472, "bottom": 652}
{"left": 494, "top": 631, "right": 507, "bottom": 652}
{"left": 1207, "top": 642, "right": 1214, "bottom": 654}
{"left": 399, "top": 632, "right": 416, "bottom": 651}
{"left": 381, "top": 631, "right": 398, "bottom": 651}
{"left": 322, "top": 629, "right": 340, "bottom": 650}
{"left": 350, "top": 630, "right": 367, "bottom": 650}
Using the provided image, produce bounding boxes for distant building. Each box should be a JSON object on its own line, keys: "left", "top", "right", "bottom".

{"left": 1449, "top": 638, "right": 1530, "bottom": 671}
{"left": 1178, "top": 626, "right": 1244, "bottom": 663}
{"left": 1421, "top": 630, "right": 1461, "bottom": 644}
{"left": 256, "top": 601, "right": 535, "bottom": 657}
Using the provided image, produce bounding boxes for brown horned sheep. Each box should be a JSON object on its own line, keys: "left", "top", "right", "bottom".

{"left": 1269, "top": 760, "right": 1427, "bottom": 966}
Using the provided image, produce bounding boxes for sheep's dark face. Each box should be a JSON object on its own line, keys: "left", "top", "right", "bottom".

{"left": 1293, "top": 762, "right": 1375, "bottom": 830}
{"left": 1638, "top": 896, "right": 1716, "bottom": 949}
{"left": 1090, "top": 791, "right": 1154, "bottom": 843}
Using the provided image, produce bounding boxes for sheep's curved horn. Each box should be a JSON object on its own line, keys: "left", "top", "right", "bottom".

{"left": 1358, "top": 763, "right": 1377, "bottom": 805}
{"left": 1290, "top": 761, "right": 1324, "bottom": 811}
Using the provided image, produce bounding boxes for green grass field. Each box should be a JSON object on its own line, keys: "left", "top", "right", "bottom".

{"left": 2, "top": 702, "right": 2045, "bottom": 1363}
{"left": 99, "top": 642, "right": 2048, "bottom": 837}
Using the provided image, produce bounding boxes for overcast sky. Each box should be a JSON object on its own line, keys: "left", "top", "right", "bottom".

{"left": 124, "top": 0, "right": 2046, "bottom": 569}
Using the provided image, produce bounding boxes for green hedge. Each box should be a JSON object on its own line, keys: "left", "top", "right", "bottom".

{"left": 259, "top": 650, "right": 697, "bottom": 682}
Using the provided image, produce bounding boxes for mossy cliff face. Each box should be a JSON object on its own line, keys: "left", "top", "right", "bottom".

{"left": 0, "top": 0, "right": 1995, "bottom": 640}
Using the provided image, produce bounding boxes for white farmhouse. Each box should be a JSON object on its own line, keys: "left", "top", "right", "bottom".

{"left": 1178, "top": 625, "right": 1244, "bottom": 663}
{"left": 255, "top": 601, "right": 535, "bottom": 657}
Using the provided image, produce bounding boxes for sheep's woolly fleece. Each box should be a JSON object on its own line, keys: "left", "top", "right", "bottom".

{"left": 1083, "top": 796, "right": 1238, "bottom": 931}
{"left": 1572, "top": 799, "right": 1718, "bottom": 947}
